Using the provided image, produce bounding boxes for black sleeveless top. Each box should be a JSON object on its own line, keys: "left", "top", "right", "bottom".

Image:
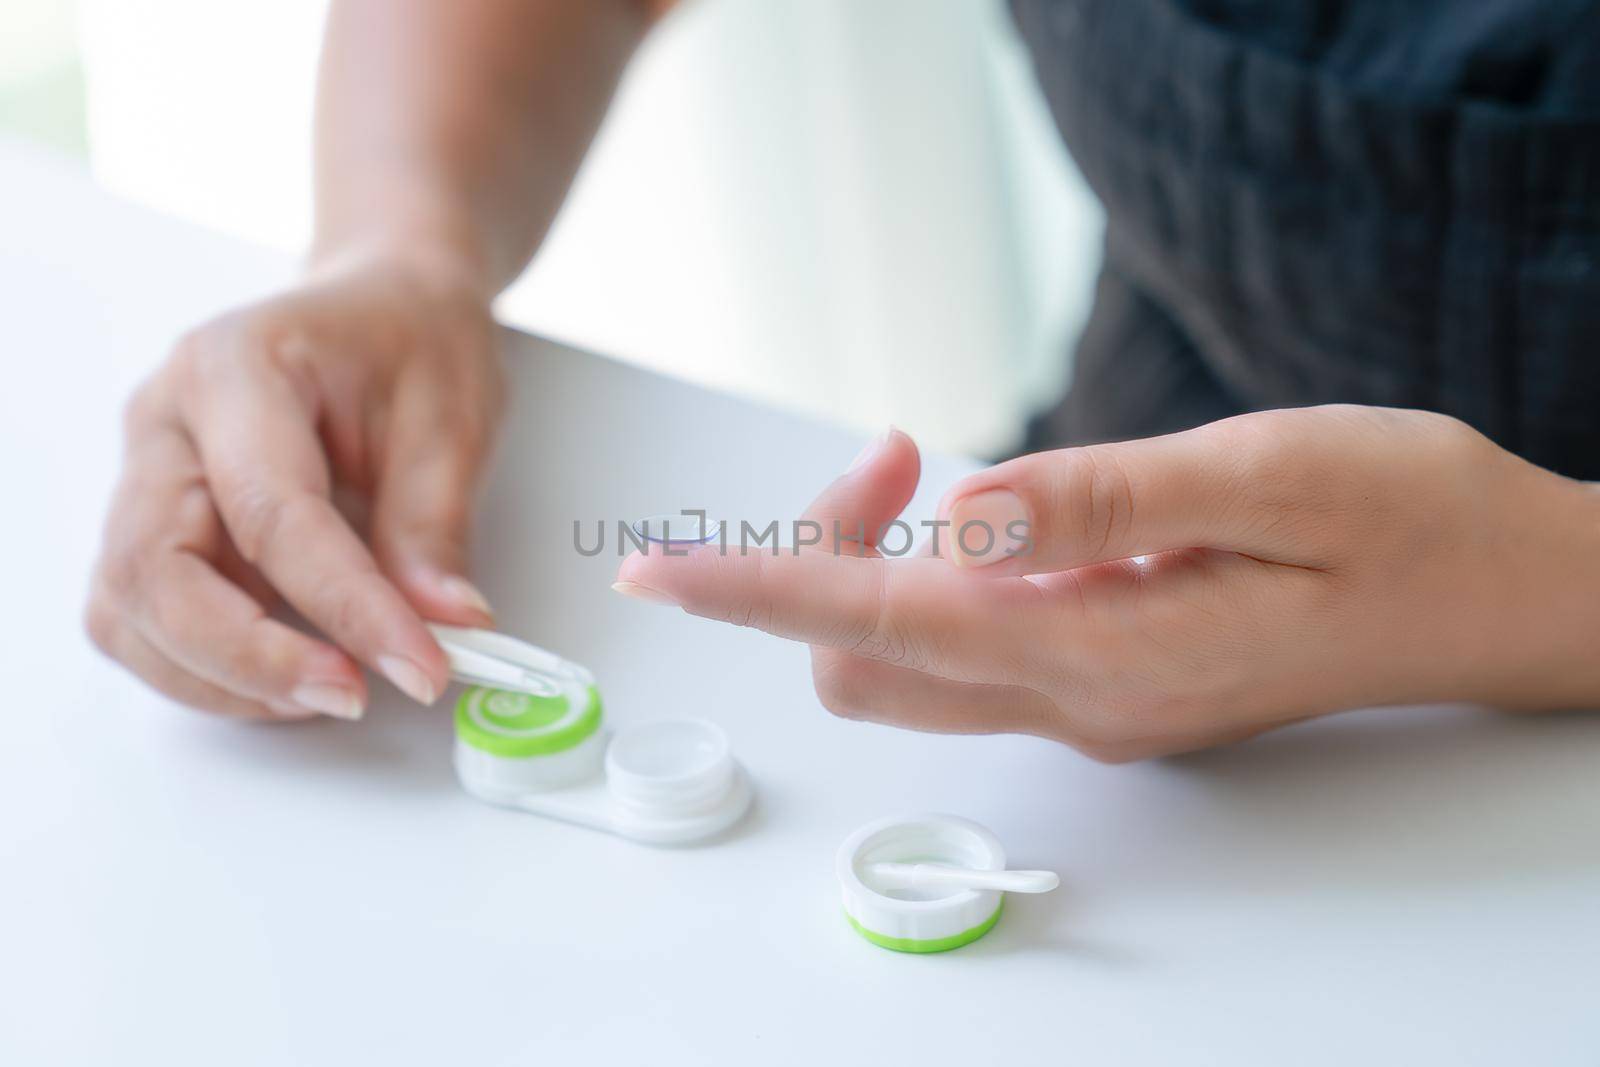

{"left": 1012, "top": 0, "right": 1600, "bottom": 480}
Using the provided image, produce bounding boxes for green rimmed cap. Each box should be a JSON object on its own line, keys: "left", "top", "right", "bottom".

{"left": 454, "top": 684, "right": 603, "bottom": 758}
{"left": 845, "top": 902, "right": 1003, "bottom": 954}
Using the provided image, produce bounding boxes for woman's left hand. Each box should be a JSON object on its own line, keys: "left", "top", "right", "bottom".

{"left": 614, "top": 406, "right": 1600, "bottom": 761}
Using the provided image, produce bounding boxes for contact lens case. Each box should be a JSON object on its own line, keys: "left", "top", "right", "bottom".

{"left": 836, "top": 814, "right": 1059, "bottom": 953}
{"left": 434, "top": 625, "right": 751, "bottom": 846}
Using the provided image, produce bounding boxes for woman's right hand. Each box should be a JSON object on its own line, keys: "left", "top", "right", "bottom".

{"left": 85, "top": 251, "right": 505, "bottom": 721}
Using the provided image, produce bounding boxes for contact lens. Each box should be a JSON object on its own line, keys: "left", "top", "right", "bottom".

{"left": 632, "top": 513, "right": 721, "bottom": 546}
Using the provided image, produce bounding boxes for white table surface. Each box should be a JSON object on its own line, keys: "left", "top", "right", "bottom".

{"left": 3, "top": 138, "right": 1598, "bottom": 1065}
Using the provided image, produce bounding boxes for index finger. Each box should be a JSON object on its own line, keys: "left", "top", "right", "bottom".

{"left": 176, "top": 334, "right": 448, "bottom": 704}
{"left": 615, "top": 545, "right": 1044, "bottom": 686}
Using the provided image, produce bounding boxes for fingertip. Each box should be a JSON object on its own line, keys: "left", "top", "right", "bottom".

{"left": 810, "top": 428, "right": 923, "bottom": 557}
{"left": 882, "top": 428, "right": 922, "bottom": 490}
{"left": 385, "top": 611, "right": 455, "bottom": 706}
{"left": 936, "top": 450, "right": 1032, "bottom": 519}
{"left": 611, "top": 580, "right": 681, "bottom": 607}
{"left": 845, "top": 426, "right": 920, "bottom": 485}
{"left": 266, "top": 700, "right": 327, "bottom": 722}
{"left": 373, "top": 566, "right": 484, "bottom": 702}
{"left": 614, "top": 548, "right": 671, "bottom": 591}
{"left": 440, "top": 574, "right": 494, "bottom": 619}
{"left": 845, "top": 427, "right": 892, "bottom": 473}
{"left": 946, "top": 488, "right": 1030, "bottom": 569}
{"left": 286, "top": 683, "right": 366, "bottom": 720}
{"left": 614, "top": 544, "right": 721, "bottom": 607}
{"left": 377, "top": 653, "right": 443, "bottom": 707}
{"left": 614, "top": 549, "right": 648, "bottom": 586}
{"left": 886, "top": 425, "right": 920, "bottom": 465}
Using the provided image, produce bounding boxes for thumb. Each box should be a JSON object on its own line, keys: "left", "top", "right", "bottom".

{"left": 372, "top": 376, "right": 497, "bottom": 626}
{"left": 937, "top": 417, "right": 1310, "bottom": 575}
{"left": 802, "top": 428, "right": 921, "bottom": 558}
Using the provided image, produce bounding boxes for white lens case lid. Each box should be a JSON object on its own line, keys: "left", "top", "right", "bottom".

{"left": 838, "top": 813, "right": 1056, "bottom": 952}
{"left": 429, "top": 623, "right": 593, "bottom": 698}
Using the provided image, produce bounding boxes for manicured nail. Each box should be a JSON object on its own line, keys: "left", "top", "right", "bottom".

{"left": 378, "top": 653, "right": 437, "bottom": 705}
{"left": 439, "top": 574, "right": 494, "bottom": 619}
{"left": 290, "top": 683, "right": 365, "bottom": 721}
{"left": 947, "top": 488, "right": 1029, "bottom": 567}
{"left": 267, "top": 701, "right": 320, "bottom": 721}
{"left": 611, "top": 580, "right": 680, "bottom": 607}
{"left": 847, "top": 426, "right": 897, "bottom": 473}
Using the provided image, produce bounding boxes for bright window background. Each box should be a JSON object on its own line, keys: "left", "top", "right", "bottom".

{"left": 9, "top": 0, "right": 1102, "bottom": 457}
{"left": 0, "top": 0, "right": 84, "bottom": 154}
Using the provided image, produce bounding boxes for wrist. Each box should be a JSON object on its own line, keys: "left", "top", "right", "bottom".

{"left": 1473, "top": 473, "right": 1600, "bottom": 710}
{"left": 308, "top": 222, "right": 497, "bottom": 305}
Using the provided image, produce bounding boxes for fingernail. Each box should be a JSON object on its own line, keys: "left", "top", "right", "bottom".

{"left": 439, "top": 574, "right": 494, "bottom": 619}
{"left": 267, "top": 701, "right": 320, "bottom": 721}
{"left": 378, "top": 654, "right": 438, "bottom": 705}
{"left": 611, "top": 580, "right": 680, "bottom": 607}
{"left": 290, "top": 683, "right": 365, "bottom": 721}
{"left": 847, "top": 426, "right": 897, "bottom": 473}
{"left": 947, "top": 488, "right": 1029, "bottom": 568}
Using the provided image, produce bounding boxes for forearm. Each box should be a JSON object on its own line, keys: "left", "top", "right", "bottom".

{"left": 311, "top": 0, "right": 661, "bottom": 296}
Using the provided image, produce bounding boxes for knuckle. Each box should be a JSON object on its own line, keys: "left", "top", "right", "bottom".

{"left": 1051, "top": 708, "right": 1147, "bottom": 762}
{"left": 1047, "top": 700, "right": 1147, "bottom": 762}
{"left": 405, "top": 422, "right": 488, "bottom": 484}
{"left": 1201, "top": 412, "right": 1345, "bottom": 545}
{"left": 843, "top": 565, "right": 920, "bottom": 670}
{"left": 322, "top": 570, "right": 390, "bottom": 645}
{"left": 849, "top": 625, "right": 915, "bottom": 669}
{"left": 172, "top": 310, "right": 295, "bottom": 392}
{"left": 398, "top": 505, "right": 472, "bottom": 556}
{"left": 169, "top": 320, "right": 232, "bottom": 384}
{"left": 260, "top": 322, "right": 317, "bottom": 370}
{"left": 248, "top": 620, "right": 301, "bottom": 678}
{"left": 1207, "top": 412, "right": 1302, "bottom": 489}
{"left": 120, "top": 377, "right": 170, "bottom": 440}
{"left": 1411, "top": 409, "right": 1486, "bottom": 459}
{"left": 226, "top": 487, "right": 307, "bottom": 565}
{"left": 712, "top": 553, "right": 776, "bottom": 632}
{"left": 1061, "top": 448, "right": 1136, "bottom": 558}
{"left": 214, "top": 622, "right": 278, "bottom": 687}
{"left": 303, "top": 573, "right": 372, "bottom": 644}
{"left": 722, "top": 594, "right": 774, "bottom": 633}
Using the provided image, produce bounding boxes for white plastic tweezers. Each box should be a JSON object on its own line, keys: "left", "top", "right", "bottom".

{"left": 426, "top": 623, "right": 594, "bottom": 698}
